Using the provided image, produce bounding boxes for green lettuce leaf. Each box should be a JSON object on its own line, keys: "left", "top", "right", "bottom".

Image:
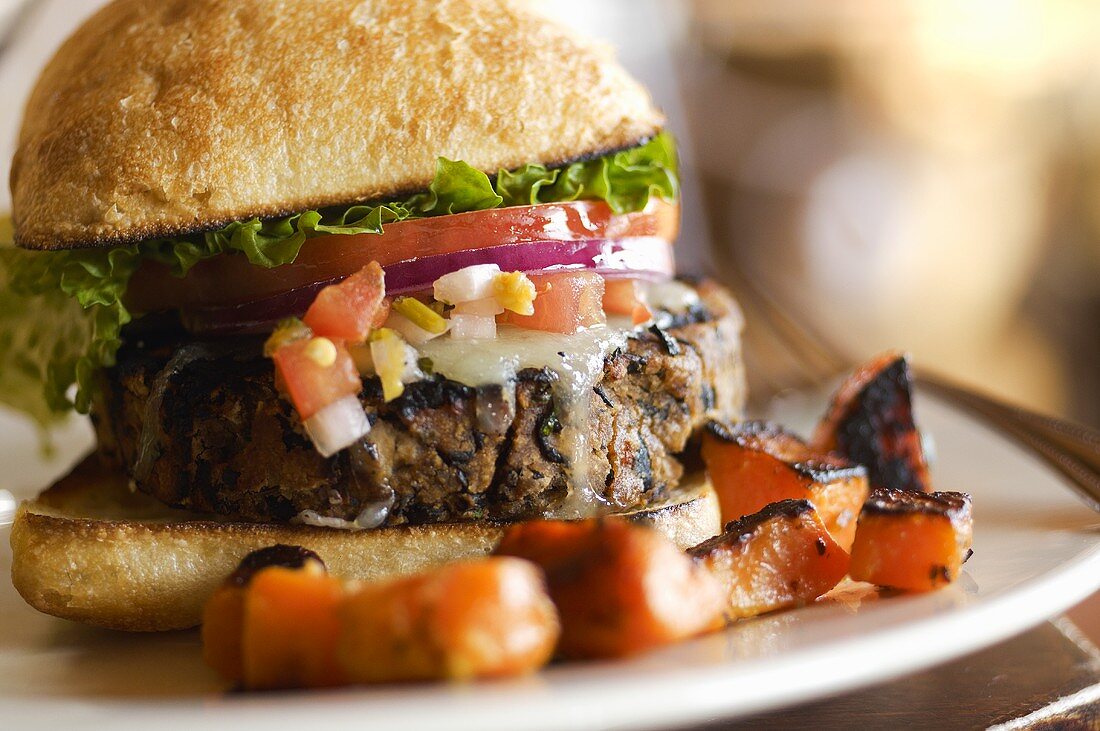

{"left": 407, "top": 158, "right": 504, "bottom": 215}
{"left": 0, "top": 133, "right": 677, "bottom": 422}
{"left": 496, "top": 133, "right": 678, "bottom": 212}
{"left": 0, "top": 235, "right": 138, "bottom": 424}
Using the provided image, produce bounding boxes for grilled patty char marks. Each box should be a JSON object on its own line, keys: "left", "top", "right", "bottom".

{"left": 93, "top": 285, "right": 745, "bottom": 526}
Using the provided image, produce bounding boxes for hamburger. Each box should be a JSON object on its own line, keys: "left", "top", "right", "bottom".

{"left": 1, "top": 0, "right": 746, "bottom": 631}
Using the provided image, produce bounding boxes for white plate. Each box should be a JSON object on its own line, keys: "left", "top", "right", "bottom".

{"left": 1, "top": 389, "right": 1098, "bottom": 731}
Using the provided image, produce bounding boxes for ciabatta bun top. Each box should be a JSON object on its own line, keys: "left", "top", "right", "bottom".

{"left": 11, "top": 0, "right": 664, "bottom": 250}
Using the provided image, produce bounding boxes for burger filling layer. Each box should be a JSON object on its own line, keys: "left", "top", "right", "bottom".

{"left": 1, "top": 133, "right": 750, "bottom": 527}
{"left": 93, "top": 281, "right": 745, "bottom": 526}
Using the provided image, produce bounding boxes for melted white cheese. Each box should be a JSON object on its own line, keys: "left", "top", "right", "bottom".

{"left": 644, "top": 280, "right": 700, "bottom": 313}
{"left": 416, "top": 322, "right": 626, "bottom": 392}
{"left": 417, "top": 320, "right": 632, "bottom": 517}
{"left": 405, "top": 283, "right": 700, "bottom": 518}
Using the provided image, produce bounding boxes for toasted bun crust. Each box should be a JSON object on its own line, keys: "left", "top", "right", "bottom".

{"left": 10, "top": 457, "right": 720, "bottom": 632}
{"left": 11, "top": 0, "right": 663, "bottom": 250}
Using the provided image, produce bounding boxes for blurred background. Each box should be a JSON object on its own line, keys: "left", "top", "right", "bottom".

{"left": 3, "top": 0, "right": 1099, "bottom": 427}
{"left": 552, "top": 0, "right": 1100, "bottom": 426}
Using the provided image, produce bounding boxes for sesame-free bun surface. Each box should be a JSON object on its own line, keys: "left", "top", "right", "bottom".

{"left": 11, "top": 0, "right": 664, "bottom": 250}
{"left": 10, "top": 457, "right": 720, "bottom": 632}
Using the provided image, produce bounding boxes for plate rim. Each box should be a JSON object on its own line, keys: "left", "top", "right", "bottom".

{"left": 2, "top": 390, "right": 1100, "bottom": 730}
{"left": 51, "top": 533, "right": 1100, "bottom": 731}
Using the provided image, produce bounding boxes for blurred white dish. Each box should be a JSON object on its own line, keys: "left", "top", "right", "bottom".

{"left": 0, "top": 388, "right": 1098, "bottom": 730}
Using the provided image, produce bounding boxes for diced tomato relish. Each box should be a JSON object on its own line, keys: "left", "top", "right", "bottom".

{"left": 271, "top": 337, "right": 362, "bottom": 419}
{"left": 500, "top": 271, "right": 606, "bottom": 334}
{"left": 602, "top": 279, "right": 652, "bottom": 325}
{"left": 303, "top": 262, "right": 389, "bottom": 341}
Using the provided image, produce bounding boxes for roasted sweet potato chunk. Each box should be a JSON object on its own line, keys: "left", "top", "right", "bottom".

{"left": 690, "top": 500, "right": 850, "bottom": 619}
{"left": 205, "top": 552, "right": 557, "bottom": 687}
{"left": 242, "top": 563, "right": 347, "bottom": 689}
{"left": 497, "top": 519, "right": 724, "bottom": 659}
{"left": 812, "top": 351, "right": 932, "bottom": 493}
{"left": 201, "top": 584, "right": 247, "bottom": 683}
{"left": 702, "top": 421, "right": 869, "bottom": 551}
{"left": 338, "top": 558, "right": 559, "bottom": 682}
{"left": 202, "top": 544, "right": 327, "bottom": 685}
{"left": 849, "top": 488, "right": 973, "bottom": 591}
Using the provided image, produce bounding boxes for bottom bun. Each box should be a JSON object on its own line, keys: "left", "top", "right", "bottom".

{"left": 11, "top": 456, "right": 721, "bottom": 632}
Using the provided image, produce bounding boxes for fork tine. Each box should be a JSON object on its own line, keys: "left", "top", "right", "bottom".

{"left": 715, "top": 253, "right": 848, "bottom": 401}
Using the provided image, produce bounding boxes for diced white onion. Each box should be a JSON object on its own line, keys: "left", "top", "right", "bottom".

{"left": 449, "top": 313, "right": 497, "bottom": 339}
{"left": 401, "top": 342, "right": 426, "bottom": 381}
{"left": 433, "top": 264, "right": 501, "bottom": 304}
{"left": 452, "top": 297, "right": 505, "bottom": 317}
{"left": 304, "top": 395, "right": 371, "bottom": 457}
{"left": 385, "top": 310, "right": 446, "bottom": 346}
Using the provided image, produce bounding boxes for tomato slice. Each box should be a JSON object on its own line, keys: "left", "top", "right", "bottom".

{"left": 303, "top": 262, "right": 389, "bottom": 341}
{"left": 271, "top": 338, "right": 361, "bottom": 419}
{"left": 602, "top": 279, "right": 652, "bottom": 325}
{"left": 501, "top": 271, "right": 606, "bottom": 334}
{"left": 126, "top": 200, "right": 679, "bottom": 313}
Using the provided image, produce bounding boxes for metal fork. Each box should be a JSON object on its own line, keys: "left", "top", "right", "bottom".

{"left": 723, "top": 263, "right": 1100, "bottom": 513}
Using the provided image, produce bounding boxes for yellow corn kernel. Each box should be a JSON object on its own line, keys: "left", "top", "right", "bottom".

{"left": 392, "top": 296, "right": 449, "bottom": 334}
{"left": 369, "top": 328, "right": 406, "bottom": 402}
{"left": 303, "top": 337, "right": 338, "bottom": 367}
{"left": 493, "top": 271, "right": 537, "bottom": 316}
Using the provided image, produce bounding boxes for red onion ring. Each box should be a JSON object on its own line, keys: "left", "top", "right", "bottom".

{"left": 182, "top": 237, "right": 674, "bottom": 335}
{"left": 384, "top": 236, "right": 673, "bottom": 295}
